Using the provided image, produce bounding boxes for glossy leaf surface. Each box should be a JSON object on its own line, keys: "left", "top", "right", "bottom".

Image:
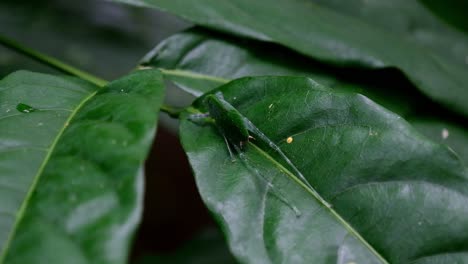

{"left": 411, "top": 119, "right": 468, "bottom": 165}
{"left": 0, "top": 69, "right": 164, "bottom": 263}
{"left": 146, "top": 29, "right": 468, "bottom": 163}
{"left": 180, "top": 76, "right": 468, "bottom": 263}
{"left": 144, "top": 29, "right": 413, "bottom": 116}
{"left": 114, "top": 0, "right": 468, "bottom": 117}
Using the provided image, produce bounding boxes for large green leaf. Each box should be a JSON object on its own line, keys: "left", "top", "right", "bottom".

{"left": 113, "top": 0, "right": 468, "bottom": 117}
{"left": 142, "top": 28, "right": 415, "bottom": 115}
{"left": 0, "top": 69, "right": 164, "bottom": 263}
{"left": 180, "top": 76, "right": 468, "bottom": 263}
{"left": 145, "top": 29, "right": 468, "bottom": 163}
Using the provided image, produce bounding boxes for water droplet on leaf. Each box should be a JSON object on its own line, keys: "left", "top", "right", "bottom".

{"left": 16, "top": 103, "right": 37, "bottom": 113}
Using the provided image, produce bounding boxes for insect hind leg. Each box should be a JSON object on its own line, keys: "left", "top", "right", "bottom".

{"left": 266, "top": 182, "right": 301, "bottom": 217}
{"left": 222, "top": 135, "right": 236, "bottom": 162}
{"left": 235, "top": 146, "right": 301, "bottom": 217}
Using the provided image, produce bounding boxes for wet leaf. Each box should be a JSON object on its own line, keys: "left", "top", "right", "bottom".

{"left": 0, "top": 69, "right": 164, "bottom": 264}
{"left": 146, "top": 29, "right": 468, "bottom": 163}
{"left": 115, "top": 0, "right": 468, "bottom": 117}
{"left": 180, "top": 76, "right": 468, "bottom": 263}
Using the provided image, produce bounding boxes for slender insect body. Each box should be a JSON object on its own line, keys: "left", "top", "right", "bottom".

{"left": 233, "top": 143, "right": 302, "bottom": 217}
{"left": 191, "top": 91, "right": 331, "bottom": 215}
{"left": 249, "top": 119, "right": 332, "bottom": 208}
{"left": 205, "top": 93, "right": 249, "bottom": 150}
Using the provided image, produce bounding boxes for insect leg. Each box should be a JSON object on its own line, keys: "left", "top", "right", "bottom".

{"left": 266, "top": 182, "right": 302, "bottom": 217}
{"left": 243, "top": 118, "right": 332, "bottom": 208}
{"left": 222, "top": 134, "right": 236, "bottom": 162}
{"left": 235, "top": 145, "right": 301, "bottom": 217}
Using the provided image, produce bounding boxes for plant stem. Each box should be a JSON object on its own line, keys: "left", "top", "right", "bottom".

{"left": 0, "top": 34, "right": 107, "bottom": 87}
{"left": 160, "top": 104, "right": 185, "bottom": 118}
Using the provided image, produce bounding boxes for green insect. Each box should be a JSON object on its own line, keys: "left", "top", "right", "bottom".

{"left": 190, "top": 92, "right": 331, "bottom": 215}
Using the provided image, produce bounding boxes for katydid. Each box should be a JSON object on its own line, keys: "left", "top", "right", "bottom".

{"left": 189, "top": 92, "right": 332, "bottom": 215}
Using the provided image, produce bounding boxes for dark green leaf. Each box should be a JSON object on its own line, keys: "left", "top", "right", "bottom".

{"left": 0, "top": 69, "right": 164, "bottom": 264}
{"left": 142, "top": 29, "right": 338, "bottom": 94}
{"left": 143, "top": 29, "right": 413, "bottom": 116}
{"left": 180, "top": 76, "right": 468, "bottom": 263}
{"left": 114, "top": 0, "right": 468, "bottom": 117}
{"left": 145, "top": 29, "right": 468, "bottom": 163}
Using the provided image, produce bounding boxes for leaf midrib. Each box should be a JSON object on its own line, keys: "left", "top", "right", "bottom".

{"left": 248, "top": 142, "right": 389, "bottom": 263}
{"left": 0, "top": 90, "right": 99, "bottom": 263}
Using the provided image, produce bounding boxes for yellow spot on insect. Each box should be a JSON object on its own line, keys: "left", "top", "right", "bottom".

{"left": 286, "top": 137, "right": 293, "bottom": 144}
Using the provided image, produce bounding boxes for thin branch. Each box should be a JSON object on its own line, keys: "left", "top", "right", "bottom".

{"left": 160, "top": 104, "right": 185, "bottom": 118}
{"left": 0, "top": 34, "right": 107, "bottom": 87}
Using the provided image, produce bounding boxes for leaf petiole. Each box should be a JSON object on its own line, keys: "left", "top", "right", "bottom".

{"left": 160, "top": 104, "right": 186, "bottom": 118}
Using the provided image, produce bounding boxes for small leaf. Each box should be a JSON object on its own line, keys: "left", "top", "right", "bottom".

{"left": 0, "top": 69, "right": 164, "bottom": 263}
{"left": 180, "top": 76, "right": 468, "bottom": 263}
